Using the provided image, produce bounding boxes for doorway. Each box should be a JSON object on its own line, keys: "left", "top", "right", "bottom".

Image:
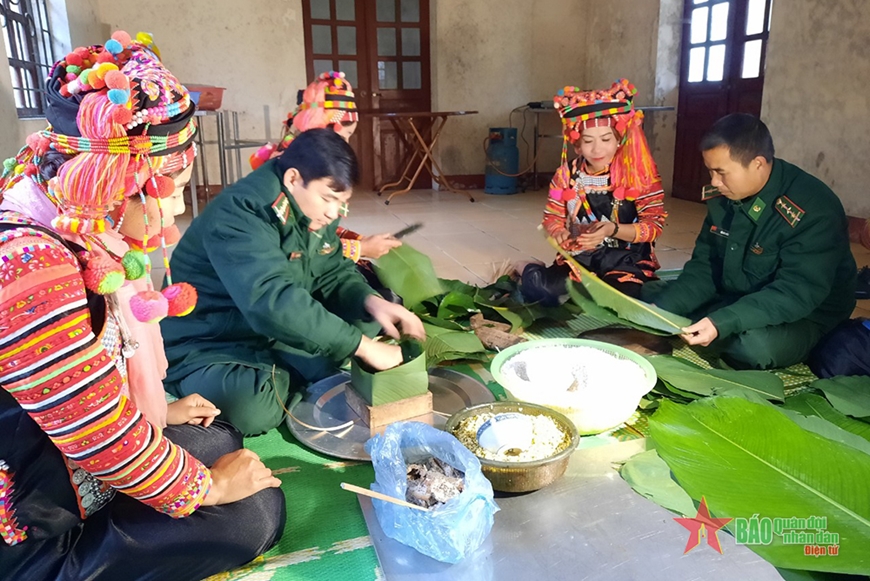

{"left": 302, "top": 0, "right": 431, "bottom": 191}
{"left": 672, "top": 0, "right": 773, "bottom": 201}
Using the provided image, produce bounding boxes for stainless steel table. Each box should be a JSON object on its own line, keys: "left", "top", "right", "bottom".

{"left": 359, "top": 439, "right": 784, "bottom": 581}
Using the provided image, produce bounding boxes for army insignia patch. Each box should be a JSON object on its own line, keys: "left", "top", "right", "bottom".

{"left": 701, "top": 185, "right": 723, "bottom": 201}
{"left": 318, "top": 242, "right": 336, "bottom": 255}
{"left": 747, "top": 198, "right": 766, "bottom": 222}
{"left": 289, "top": 251, "right": 303, "bottom": 260}
{"left": 272, "top": 193, "right": 291, "bottom": 225}
{"left": 774, "top": 196, "right": 805, "bottom": 227}
{"left": 750, "top": 242, "right": 764, "bottom": 254}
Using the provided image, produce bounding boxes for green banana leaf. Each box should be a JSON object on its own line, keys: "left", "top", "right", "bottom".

{"left": 547, "top": 237, "right": 692, "bottom": 334}
{"left": 774, "top": 568, "right": 859, "bottom": 581}
{"left": 619, "top": 449, "right": 696, "bottom": 517}
{"left": 778, "top": 406, "right": 870, "bottom": 456}
{"left": 650, "top": 397, "right": 870, "bottom": 574}
{"left": 436, "top": 291, "right": 478, "bottom": 320}
{"left": 437, "top": 278, "right": 477, "bottom": 296}
{"left": 567, "top": 281, "right": 672, "bottom": 336}
{"left": 783, "top": 393, "right": 870, "bottom": 443}
{"left": 418, "top": 313, "right": 467, "bottom": 331}
{"left": 350, "top": 340, "right": 428, "bottom": 406}
{"left": 656, "top": 378, "right": 704, "bottom": 401}
{"left": 810, "top": 376, "right": 870, "bottom": 419}
{"left": 422, "top": 322, "right": 487, "bottom": 365}
{"left": 373, "top": 244, "right": 444, "bottom": 308}
{"left": 647, "top": 355, "right": 785, "bottom": 401}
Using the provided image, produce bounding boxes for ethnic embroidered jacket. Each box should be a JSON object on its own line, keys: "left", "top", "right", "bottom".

{"left": 0, "top": 214, "right": 211, "bottom": 546}
{"left": 643, "top": 159, "right": 856, "bottom": 338}
{"left": 542, "top": 158, "right": 667, "bottom": 283}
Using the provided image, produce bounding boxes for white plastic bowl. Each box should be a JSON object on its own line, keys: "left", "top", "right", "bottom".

{"left": 491, "top": 338, "right": 657, "bottom": 435}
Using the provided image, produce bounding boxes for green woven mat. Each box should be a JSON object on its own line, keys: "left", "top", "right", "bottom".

{"left": 211, "top": 314, "right": 819, "bottom": 579}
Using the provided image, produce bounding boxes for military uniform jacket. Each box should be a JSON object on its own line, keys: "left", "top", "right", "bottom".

{"left": 649, "top": 159, "right": 856, "bottom": 338}
{"left": 161, "top": 160, "right": 375, "bottom": 381}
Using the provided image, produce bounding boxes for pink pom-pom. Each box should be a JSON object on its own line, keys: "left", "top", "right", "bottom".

{"left": 111, "top": 30, "right": 132, "bottom": 47}
{"left": 145, "top": 175, "right": 175, "bottom": 198}
{"left": 65, "top": 52, "right": 83, "bottom": 67}
{"left": 104, "top": 70, "right": 128, "bottom": 90}
{"left": 130, "top": 291, "right": 169, "bottom": 323}
{"left": 82, "top": 256, "right": 125, "bottom": 295}
{"left": 112, "top": 107, "right": 133, "bottom": 125}
{"left": 162, "top": 283, "right": 198, "bottom": 317}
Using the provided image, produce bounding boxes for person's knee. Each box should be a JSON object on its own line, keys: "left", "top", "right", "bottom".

{"left": 721, "top": 330, "right": 787, "bottom": 370}
{"left": 232, "top": 487, "right": 287, "bottom": 559}
{"left": 180, "top": 364, "right": 290, "bottom": 436}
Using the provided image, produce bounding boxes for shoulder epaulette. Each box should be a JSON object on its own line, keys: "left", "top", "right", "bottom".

{"left": 774, "top": 195, "right": 805, "bottom": 227}
{"left": 271, "top": 192, "right": 292, "bottom": 225}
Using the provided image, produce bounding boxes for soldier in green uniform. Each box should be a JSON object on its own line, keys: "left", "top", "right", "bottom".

{"left": 161, "top": 129, "right": 425, "bottom": 435}
{"left": 642, "top": 114, "right": 856, "bottom": 370}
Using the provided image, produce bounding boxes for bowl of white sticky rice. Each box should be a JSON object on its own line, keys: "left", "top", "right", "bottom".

{"left": 491, "top": 338, "right": 657, "bottom": 434}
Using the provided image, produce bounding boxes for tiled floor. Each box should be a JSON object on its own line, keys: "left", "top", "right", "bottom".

{"left": 158, "top": 187, "right": 870, "bottom": 317}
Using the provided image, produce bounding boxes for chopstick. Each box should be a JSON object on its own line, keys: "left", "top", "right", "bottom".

{"left": 340, "top": 482, "right": 429, "bottom": 512}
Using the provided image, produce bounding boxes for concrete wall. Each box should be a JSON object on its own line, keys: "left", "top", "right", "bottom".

{"left": 431, "top": 0, "right": 588, "bottom": 178}
{"left": 580, "top": 0, "right": 681, "bottom": 194}
{"left": 761, "top": 0, "right": 870, "bottom": 217}
{"left": 94, "top": 0, "right": 308, "bottom": 181}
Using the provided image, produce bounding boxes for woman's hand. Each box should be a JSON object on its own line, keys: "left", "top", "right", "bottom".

{"left": 201, "top": 449, "right": 281, "bottom": 506}
{"left": 360, "top": 233, "right": 402, "bottom": 259}
{"left": 552, "top": 228, "right": 571, "bottom": 247}
{"left": 574, "top": 221, "right": 617, "bottom": 250}
{"left": 166, "top": 394, "right": 221, "bottom": 428}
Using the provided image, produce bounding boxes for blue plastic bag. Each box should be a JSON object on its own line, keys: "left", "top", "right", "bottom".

{"left": 365, "top": 421, "right": 499, "bottom": 563}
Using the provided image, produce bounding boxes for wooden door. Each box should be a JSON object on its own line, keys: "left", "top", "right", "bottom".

{"left": 302, "top": 0, "right": 431, "bottom": 191}
{"left": 672, "top": 0, "right": 772, "bottom": 201}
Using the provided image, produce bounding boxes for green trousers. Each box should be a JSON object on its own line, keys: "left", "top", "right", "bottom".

{"left": 165, "top": 323, "right": 379, "bottom": 437}
{"left": 714, "top": 318, "right": 826, "bottom": 370}
{"left": 165, "top": 344, "right": 322, "bottom": 437}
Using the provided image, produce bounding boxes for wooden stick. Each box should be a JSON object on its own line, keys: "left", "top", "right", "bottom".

{"left": 340, "top": 482, "right": 429, "bottom": 512}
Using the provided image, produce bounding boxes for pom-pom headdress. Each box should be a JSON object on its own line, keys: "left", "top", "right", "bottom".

{"left": 550, "top": 78, "right": 659, "bottom": 204}
{"left": 0, "top": 31, "right": 198, "bottom": 323}
{"left": 250, "top": 71, "right": 358, "bottom": 170}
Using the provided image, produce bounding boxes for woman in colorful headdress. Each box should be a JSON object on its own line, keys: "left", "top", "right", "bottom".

{"left": 0, "top": 32, "right": 283, "bottom": 580}
{"left": 521, "top": 78, "right": 668, "bottom": 305}
{"left": 251, "top": 71, "right": 402, "bottom": 268}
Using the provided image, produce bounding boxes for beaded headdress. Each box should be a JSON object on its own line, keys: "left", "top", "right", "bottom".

{"left": 0, "top": 31, "right": 197, "bottom": 323}
{"left": 550, "top": 78, "right": 659, "bottom": 203}
{"left": 250, "top": 71, "right": 358, "bottom": 170}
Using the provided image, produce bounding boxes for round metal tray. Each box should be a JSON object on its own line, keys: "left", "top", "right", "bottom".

{"left": 286, "top": 368, "right": 495, "bottom": 460}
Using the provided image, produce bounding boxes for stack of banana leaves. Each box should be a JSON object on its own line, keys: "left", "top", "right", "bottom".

{"left": 373, "top": 245, "right": 576, "bottom": 365}
{"left": 549, "top": 241, "right": 870, "bottom": 579}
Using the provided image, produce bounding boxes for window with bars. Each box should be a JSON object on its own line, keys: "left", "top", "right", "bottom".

{"left": 1, "top": 0, "right": 55, "bottom": 118}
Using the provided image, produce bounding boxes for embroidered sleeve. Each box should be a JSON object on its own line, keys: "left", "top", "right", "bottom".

{"left": 631, "top": 180, "right": 667, "bottom": 243}
{"left": 0, "top": 234, "right": 211, "bottom": 518}
{"left": 340, "top": 238, "right": 362, "bottom": 262}
{"left": 542, "top": 165, "right": 572, "bottom": 236}
{"left": 0, "top": 461, "right": 27, "bottom": 546}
